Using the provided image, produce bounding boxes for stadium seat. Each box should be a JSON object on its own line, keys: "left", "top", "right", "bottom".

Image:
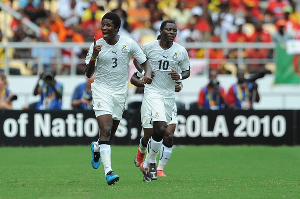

{"left": 224, "top": 62, "right": 237, "bottom": 75}
{"left": 9, "top": 60, "right": 32, "bottom": 75}
{"left": 262, "top": 24, "right": 277, "bottom": 35}
{"left": 243, "top": 23, "right": 255, "bottom": 37}
{"left": 265, "top": 63, "right": 276, "bottom": 74}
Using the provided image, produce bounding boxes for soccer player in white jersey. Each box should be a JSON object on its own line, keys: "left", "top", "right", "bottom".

{"left": 85, "top": 12, "right": 152, "bottom": 185}
{"left": 131, "top": 68, "right": 183, "bottom": 177}
{"left": 138, "top": 20, "right": 190, "bottom": 182}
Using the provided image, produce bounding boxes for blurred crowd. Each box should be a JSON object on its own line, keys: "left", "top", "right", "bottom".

{"left": 0, "top": 0, "right": 299, "bottom": 76}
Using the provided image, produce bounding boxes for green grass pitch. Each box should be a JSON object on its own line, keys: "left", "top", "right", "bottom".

{"left": 0, "top": 145, "right": 299, "bottom": 199}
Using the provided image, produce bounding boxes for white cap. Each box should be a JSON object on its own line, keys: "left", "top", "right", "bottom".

{"left": 191, "top": 7, "right": 203, "bottom": 16}
{"left": 235, "top": 18, "right": 246, "bottom": 26}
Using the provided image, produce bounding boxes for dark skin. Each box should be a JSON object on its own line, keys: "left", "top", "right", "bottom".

{"left": 85, "top": 18, "right": 152, "bottom": 142}
{"left": 130, "top": 71, "right": 181, "bottom": 147}
{"left": 153, "top": 22, "right": 190, "bottom": 138}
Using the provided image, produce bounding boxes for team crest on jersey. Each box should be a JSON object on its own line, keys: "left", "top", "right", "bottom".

{"left": 155, "top": 112, "right": 159, "bottom": 117}
{"left": 122, "top": 45, "right": 128, "bottom": 53}
{"left": 97, "top": 101, "right": 101, "bottom": 108}
{"left": 173, "top": 52, "right": 178, "bottom": 60}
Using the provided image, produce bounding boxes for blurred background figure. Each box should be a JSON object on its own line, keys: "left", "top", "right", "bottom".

{"left": 30, "top": 32, "right": 57, "bottom": 75}
{"left": 34, "top": 70, "right": 63, "bottom": 110}
{"left": 196, "top": 70, "right": 226, "bottom": 110}
{"left": 226, "top": 69, "right": 260, "bottom": 110}
{"left": 71, "top": 74, "right": 94, "bottom": 110}
{"left": 0, "top": 73, "right": 17, "bottom": 110}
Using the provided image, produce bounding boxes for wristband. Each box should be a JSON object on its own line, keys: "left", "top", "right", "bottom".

{"left": 91, "top": 54, "right": 97, "bottom": 59}
{"left": 90, "top": 57, "right": 97, "bottom": 62}
{"left": 179, "top": 74, "right": 182, "bottom": 80}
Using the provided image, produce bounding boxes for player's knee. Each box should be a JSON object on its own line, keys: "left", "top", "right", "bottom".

{"left": 156, "top": 125, "right": 167, "bottom": 137}
{"left": 163, "top": 133, "right": 174, "bottom": 147}
{"left": 100, "top": 125, "right": 112, "bottom": 138}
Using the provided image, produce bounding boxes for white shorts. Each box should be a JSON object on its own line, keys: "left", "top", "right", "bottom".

{"left": 141, "top": 96, "right": 176, "bottom": 129}
{"left": 91, "top": 83, "right": 126, "bottom": 120}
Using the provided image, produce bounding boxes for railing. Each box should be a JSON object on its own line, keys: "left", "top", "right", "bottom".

{"left": 0, "top": 42, "right": 275, "bottom": 76}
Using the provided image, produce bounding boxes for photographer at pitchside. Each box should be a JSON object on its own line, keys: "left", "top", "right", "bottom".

{"left": 196, "top": 70, "right": 226, "bottom": 110}
{"left": 71, "top": 75, "right": 94, "bottom": 110}
{"left": 25, "top": 70, "right": 63, "bottom": 110}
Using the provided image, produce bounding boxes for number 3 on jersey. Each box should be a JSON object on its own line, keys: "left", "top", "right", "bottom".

{"left": 112, "top": 58, "right": 117, "bottom": 68}
{"left": 158, "top": 60, "right": 169, "bottom": 70}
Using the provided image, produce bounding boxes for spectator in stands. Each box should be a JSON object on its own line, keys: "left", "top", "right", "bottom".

{"left": 272, "top": 19, "right": 294, "bottom": 45}
{"left": 31, "top": 31, "right": 56, "bottom": 75}
{"left": 245, "top": 38, "right": 269, "bottom": 74}
{"left": 289, "top": 1, "right": 300, "bottom": 25}
{"left": 81, "top": 0, "right": 104, "bottom": 24}
{"left": 71, "top": 75, "right": 94, "bottom": 110}
{"left": 193, "top": 6, "right": 212, "bottom": 42}
{"left": 81, "top": 6, "right": 102, "bottom": 42}
{"left": 0, "top": 73, "right": 16, "bottom": 110}
{"left": 111, "top": 1, "right": 132, "bottom": 37}
{"left": 0, "top": 30, "right": 4, "bottom": 65}
{"left": 227, "top": 18, "right": 248, "bottom": 60}
{"left": 127, "top": 0, "right": 151, "bottom": 30}
{"left": 12, "top": 25, "right": 32, "bottom": 67}
{"left": 58, "top": 0, "right": 82, "bottom": 29}
{"left": 211, "top": 2, "right": 235, "bottom": 43}
{"left": 226, "top": 69, "right": 260, "bottom": 110}
{"left": 61, "top": 28, "right": 84, "bottom": 74}
{"left": 35, "top": 69, "right": 63, "bottom": 110}
{"left": 196, "top": 70, "right": 226, "bottom": 110}
{"left": 266, "top": 0, "right": 290, "bottom": 20}
{"left": 208, "top": 34, "right": 227, "bottom": 72}
{"left": 169, "top": 1, "right": 192, "bottom": 30}
{"left": 127, "top": 0, "right": 153, "bottom": 42}
{"left": 41, "top": 13, "right": 67, "bottom": 42}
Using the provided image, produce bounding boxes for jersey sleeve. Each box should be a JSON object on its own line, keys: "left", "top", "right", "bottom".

{"left": 179, "top": 48, "right": 190, "bottom": 71}
{"left": 85, "top": 42, "right": 94, "bottom": 65}
{"left": 130, "top": 39, "right": 147, "bottom": 64}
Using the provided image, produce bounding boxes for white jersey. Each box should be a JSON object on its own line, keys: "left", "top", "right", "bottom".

{"left": 85, "top": 36, "right": 147, "bottom": 95}
{"left": 142, "top": 40, "right": 190, "bottom": 98}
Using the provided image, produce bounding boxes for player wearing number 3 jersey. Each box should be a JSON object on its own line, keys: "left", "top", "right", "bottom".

{"left": 85, "top": 12, "right": 152, "bottom": 186}
{"left": 139, "top": 20, "right": 190, "bottom": 182}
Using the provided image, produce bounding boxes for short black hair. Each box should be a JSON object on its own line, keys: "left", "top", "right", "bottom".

{"left": 102, "top": 12, "right": 121, "bottom": 29}
{"left": 160, "top": 20, "right": 176, "bottom": 31}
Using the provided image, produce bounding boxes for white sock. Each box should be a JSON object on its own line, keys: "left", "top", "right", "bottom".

{"left": 139, "top": 137, "right": 147, "bottom": 154}
{"left": 93, "top": 141, "right": 100, "bottom": 152}
{"left": 157, "top": 144, "right": 173, "bottom": 171}
{"left": 100, "top": 144, "right": 112, "bottom": 176}
{"left": 144, "top": 137, "right": 162, "bottom": 169}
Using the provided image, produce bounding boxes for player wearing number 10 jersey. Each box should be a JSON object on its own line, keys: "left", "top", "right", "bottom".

{"left": 139, "top": 20, "right": 190, "bottom": 182}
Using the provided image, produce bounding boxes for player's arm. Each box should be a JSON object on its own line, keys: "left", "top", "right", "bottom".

{"left": 169, "top": 68, "right": 190, "bottom": 81}
{"left": 130, "top": 72, "right": 145, "bottom": 88}
{"left": 86, "top": 37, "right": 102, "bottom": 78}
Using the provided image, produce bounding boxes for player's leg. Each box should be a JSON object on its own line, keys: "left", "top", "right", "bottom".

{"left": 135, "top": 128, "right": 152, "bottom": 167}
{"left": 157, "top": 124, "right": 175, "bottom": 177}
{"left": 95, "top": 114, "right": 120, "bottom": 185}
{"left": 144, "top": 121, "right": 166, "bottom": 180}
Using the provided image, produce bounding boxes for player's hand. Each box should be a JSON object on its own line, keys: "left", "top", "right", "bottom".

{"left": 92, "top": 37, "right": 102, "bottom": 57}
{"left": 142, "top": 75, "right": 152, "bottom": 84}
{"left": 175, "top": 83, "right": 182, "bottom": 92}
{"left": 151, "top": 70, "right": 155, "bottom": 78}
{"left": 168, "top": 69, "right": 180, "bottom": 80}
